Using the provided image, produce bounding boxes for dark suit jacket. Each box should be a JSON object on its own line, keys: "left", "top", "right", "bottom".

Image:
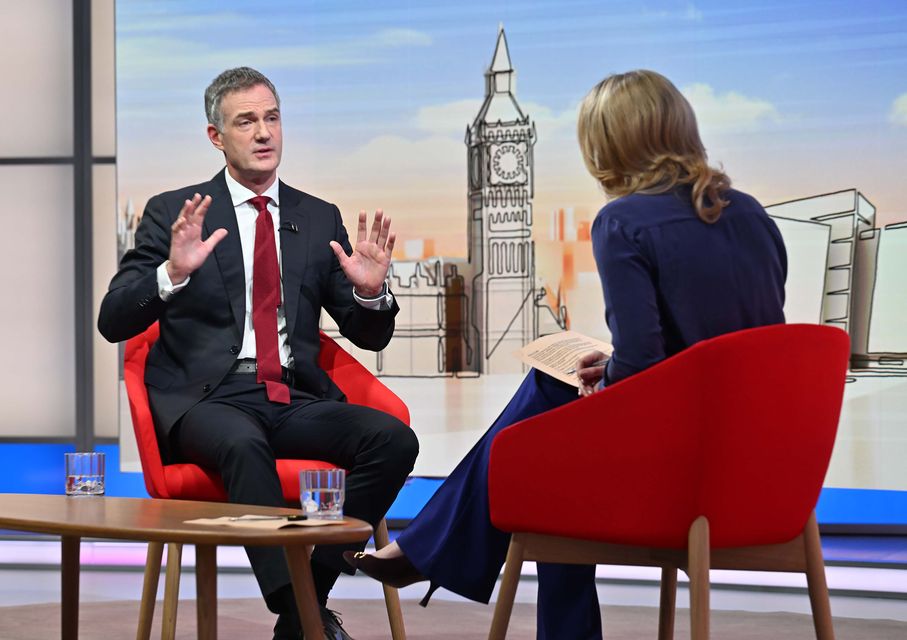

{"left": 98, "top": 169, "right": 398, "bottom": 437}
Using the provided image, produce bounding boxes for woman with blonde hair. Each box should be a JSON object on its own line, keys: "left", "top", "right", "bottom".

{"left": 346, "top": 70, "right": 786, "bottom": 639}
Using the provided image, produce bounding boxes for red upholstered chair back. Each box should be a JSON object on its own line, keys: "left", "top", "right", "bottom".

{"left": 123, "top": 322, "right": 410, "bottom": 502}
{"left": 488, "top": 324, "right": 850, "bottom": 549}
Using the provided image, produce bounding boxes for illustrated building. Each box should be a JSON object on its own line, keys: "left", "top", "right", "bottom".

{"left": 767, "top": 189, "right": 906, "bottom": 375}
{"left": 378, "top": 258, "right": 471, "bottom": 377}
{"left": 117, "top": 198, "right": 138, "bottom": 259}
{"left": 324, "top": 26, "right": 566, "bottom": 377}
{"left": 464, "top": 27, "right": 538, "bottom": 374}
{"left": 865, "top": 221, "right": 907, "bottom": 372}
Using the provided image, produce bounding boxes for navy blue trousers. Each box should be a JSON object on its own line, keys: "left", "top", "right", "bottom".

{"left": 397, "top": 369, "right": 603, "bottom": 640}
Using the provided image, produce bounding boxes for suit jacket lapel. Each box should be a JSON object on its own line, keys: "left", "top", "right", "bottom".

{"left": 205, "top": 170, "right": 245, "bottom": 335}
{"left": 278, "top": 181, "right": 311, "bottom": 340}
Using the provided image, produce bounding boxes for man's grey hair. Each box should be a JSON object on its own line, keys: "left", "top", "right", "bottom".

{"left": 204, "top": 67, "right": 280, "bottom": 131}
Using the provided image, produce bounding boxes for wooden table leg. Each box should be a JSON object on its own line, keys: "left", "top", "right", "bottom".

{"left": 195, "top": 545, "right": 217, "bottom": 640}
{"left": 137, "top": 541, "right": 163, "bottom": 640}
{"left": 284, "top": 545, "right": 324, "bottom": 640}
{"left": 61, "top": 536, "right": 81, "bottom": 640}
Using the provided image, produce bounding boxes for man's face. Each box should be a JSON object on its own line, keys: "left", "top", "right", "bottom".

{"left": 208, "top": 83, "right": 282, "bottom": 186}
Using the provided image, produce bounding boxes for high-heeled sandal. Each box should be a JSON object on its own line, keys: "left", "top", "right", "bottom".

{"left": 342, "top": 551, "right": 427, "bottom": 589}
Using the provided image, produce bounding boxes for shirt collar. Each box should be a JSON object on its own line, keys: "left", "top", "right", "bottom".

{"left": 224, "top": 169, "right": 281, "bottom": 208}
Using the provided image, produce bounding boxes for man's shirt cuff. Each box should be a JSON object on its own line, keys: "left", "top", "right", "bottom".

{"left": 353, "top": 282, "right": 393, "bottom": 310}
{"left": 157, "top": 261, "right": 190, "bottom": 301}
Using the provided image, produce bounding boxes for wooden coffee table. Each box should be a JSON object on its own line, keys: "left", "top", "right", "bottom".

{"left": 0, "top": 494, "right": 373, "bottom": 639}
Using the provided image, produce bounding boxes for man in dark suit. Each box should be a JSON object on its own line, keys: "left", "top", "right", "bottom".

{"left": 98, "top": 67, "right": 418, "bottom": 640}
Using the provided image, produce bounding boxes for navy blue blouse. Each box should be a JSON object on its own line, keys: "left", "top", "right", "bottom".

{"left": 591, "top": 186, "right": 787, "bottom": 386}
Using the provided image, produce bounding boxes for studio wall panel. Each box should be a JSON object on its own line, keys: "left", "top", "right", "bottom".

{"left": 91, "top": 0, "right": 117, "bottom": 158}
{"left": 93, "top": 164, "right": 119, "bottom": 439}
{"left": 0, "top": 0, "right": 73, "bottom": 157}
{"left": 0, "top": 166, "right": 76, "bottom": 437}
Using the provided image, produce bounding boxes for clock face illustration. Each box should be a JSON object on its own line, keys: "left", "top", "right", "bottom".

{"left": 492, "top": 143, "right": 525, "bottom": 182}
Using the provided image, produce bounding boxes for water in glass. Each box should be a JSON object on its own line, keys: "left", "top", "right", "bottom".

{"left": 66, "top": 474, "right": 105, "bottom": 495}
{"left": 65, "top": 452, "right": 105, "bottom": 496}
{"left": 300, "top": 469, "right": 345, "bottom": 520}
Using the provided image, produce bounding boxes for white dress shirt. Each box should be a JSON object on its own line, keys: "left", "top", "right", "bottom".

{"left": 156, "top": 170, "right": 392, "bottom": 369}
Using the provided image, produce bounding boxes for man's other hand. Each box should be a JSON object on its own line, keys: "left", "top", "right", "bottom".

{"left": 330, "top": 209, "right": 396, "bottom": 298}
{"left": 167, "top": 193, "right": 227, "bottom": 284}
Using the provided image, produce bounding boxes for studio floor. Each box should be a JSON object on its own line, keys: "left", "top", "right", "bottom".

{"left": 0, "top": 537, "right": 906, "bottom": 639}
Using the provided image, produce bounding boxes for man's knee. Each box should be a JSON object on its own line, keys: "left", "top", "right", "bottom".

{"left": 378, "top": 418, "right": 419, "bottom": 475}
{"left": 396, "top": 421, "right": 420, "bottom": 468}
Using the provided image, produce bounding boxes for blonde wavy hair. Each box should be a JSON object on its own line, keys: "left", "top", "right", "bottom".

{"left": 577, "top": 70, "right": 730, "bottom": 223}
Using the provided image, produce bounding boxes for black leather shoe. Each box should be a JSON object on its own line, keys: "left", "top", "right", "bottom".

{"left": 274, "top": 606, "right": 354, "bottom": 640}
{"left": 320, "top": 607, "right": 354, "bottom": 640}
{"left": 342, "top": 550, "right": 427, "bottom": 589}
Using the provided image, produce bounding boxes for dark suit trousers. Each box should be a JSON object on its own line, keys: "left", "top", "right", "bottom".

{"left": 396, "top": 369, "right": 603, "bottom": 640}
{"left": 172, "top": 372, "right": 418, "bottom": 606}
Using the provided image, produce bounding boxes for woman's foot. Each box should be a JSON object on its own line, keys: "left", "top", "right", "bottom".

{"left": 342, "top": 547, "right": 427, "bottom": 589}
{"left": 371, "top": 540, "right": 404, "bottom": 560}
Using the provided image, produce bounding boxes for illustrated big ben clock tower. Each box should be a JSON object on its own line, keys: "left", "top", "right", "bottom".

{"left": 465, "top": 26, "right": 538, "bottom": 374}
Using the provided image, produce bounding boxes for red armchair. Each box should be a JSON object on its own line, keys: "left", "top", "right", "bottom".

{"left": 488, "top": 324, "right": 850, "bottom": 640}
{"left": 123, "top": 322, "right": 409, "bottom": 639}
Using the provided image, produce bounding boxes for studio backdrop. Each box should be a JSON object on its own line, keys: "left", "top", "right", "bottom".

{"left": 114, "top": 1, "right": 907, "bottom": 517}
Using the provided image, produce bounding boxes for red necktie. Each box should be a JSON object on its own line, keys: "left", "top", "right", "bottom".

{"left": 249, "top": 195, "right": 290, "bottom": 404}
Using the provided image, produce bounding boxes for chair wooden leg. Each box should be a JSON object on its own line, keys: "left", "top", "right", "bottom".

{"left": 803, "top": 511, "right": 835, "bottom": 640}
{"left": 161, "top": 543, "right": 182, "bottom": 640}
{"left": 658, "top": 566, "right": 677, "bottom": 640}
{"left": 488, "top": 536, "right": 525, "bottom": 640}
{"left": 137, "top": 542, "right": 164, "bottom": 640}
{"left": 374, "top": 518, "right": 407, "bottom": 640}
{"left": 195, "top": 545, "right": 218, "bottom": 640}
{"left": 688, "top": 516, "right": 710, "bottom": 640}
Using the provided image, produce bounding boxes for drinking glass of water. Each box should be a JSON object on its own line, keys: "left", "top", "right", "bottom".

{"left": 299, "top": 469, "right": 345, "bottom": 520}
{"left": 65, "top": 452, "right": 105, "bottom": 496}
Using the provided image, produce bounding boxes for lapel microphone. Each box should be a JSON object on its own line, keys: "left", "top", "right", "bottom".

{"left": 279, "top": 221, "right": 299, "bottom": 233}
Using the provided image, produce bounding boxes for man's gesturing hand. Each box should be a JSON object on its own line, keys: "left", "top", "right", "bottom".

{"left": 167, "top": 193, "right": 227, "bottom": 285}
{"left": 329, "top": 209, "right": 396, "bottom": 298}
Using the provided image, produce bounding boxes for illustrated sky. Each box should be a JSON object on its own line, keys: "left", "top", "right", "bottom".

{"left": 117, "top": 0, "right": 907, "bottom": 258}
